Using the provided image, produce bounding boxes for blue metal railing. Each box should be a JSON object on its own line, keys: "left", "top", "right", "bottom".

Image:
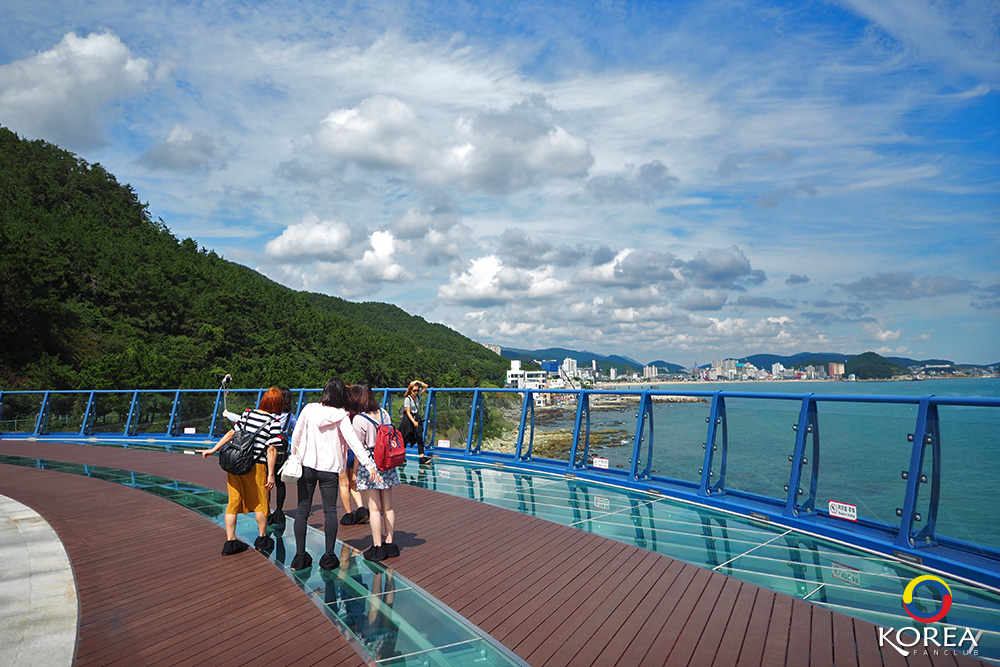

{"left": 2, "top": 385, "right": 998, "bottom": 590}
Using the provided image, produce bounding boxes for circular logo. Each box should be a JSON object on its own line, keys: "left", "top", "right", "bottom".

{"left": 902, "top": 575, "right": 952, "bottom": 623}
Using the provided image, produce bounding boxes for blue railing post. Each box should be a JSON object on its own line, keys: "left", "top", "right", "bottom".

{"left": 465, "top": 389, "right": 482, "bottom": 455}
{"left": 34, "top": 392, "right": 51, "bottom": 436}
{"left": 895, "top": 396, "right": 941, "bottom": 549}
{"left": 209, "top": 388, "right": 223, "bottom": 438}
{"left": 166, "top": 390, "right": 181, "bottom": 437}
{"left": 422, "top": 388, "right": 437, "bottom": 451}
{"left": 569, "top": 390, "right": 590, "bottom": 470}
{"left": 699, "top": 392, "right": 726, "bottom": 496}
{"left": 515, "top": 390, "right": 532, "bottom": 461}
{"left": 629, "top": 391, "right": 653, "bottom": 480}
{"left": 79, "top": 391, "right": 96, "bottom": 436}
{"left": 424, "top": 389, "right": 437, "bottom": 448}
{"left": 784, "top": 394, "right": 819, "bottom": 517}
{"left": 123, "top": 391, "right": 140, "bottom": 437}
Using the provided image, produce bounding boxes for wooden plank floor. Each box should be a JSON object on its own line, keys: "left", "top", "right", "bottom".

{"left": 0, "top": 440, "right": 991, "bottom": 667}
{"left": 0, "top": 461, "right": 363, "bottom": 666}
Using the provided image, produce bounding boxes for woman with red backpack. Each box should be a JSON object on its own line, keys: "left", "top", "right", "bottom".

{"left": 349, "top": 383, "right": 401, "bottom": 562}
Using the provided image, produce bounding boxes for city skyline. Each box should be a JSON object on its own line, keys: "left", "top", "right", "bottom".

{"left": 2, "top": 1, "right": 997, "bottom": 363}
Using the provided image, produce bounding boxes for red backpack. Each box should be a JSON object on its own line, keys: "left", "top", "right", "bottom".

{"left": 362, "top": 411, "right": 407, "bottom": 471}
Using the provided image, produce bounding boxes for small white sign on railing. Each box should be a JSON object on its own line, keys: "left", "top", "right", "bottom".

{"left": 438, "top": 469, "right": 451, "bottom": 479}
{"left": 183, "top": 427, "right": 196, "bottom": 434}
{"left": 593, "top": 456, "right": 610, "bottom": 469}
{"left": 831, "top": 561, "right": 862, "bottom": 587}
{"left": 594, "top": 496, "right": 611, "bottom": 511}
{"left": 437, "top": 439, "right": 451, "bottom": 448}
{"left": 828, "top": 500, "right": 858, "bottom": 522}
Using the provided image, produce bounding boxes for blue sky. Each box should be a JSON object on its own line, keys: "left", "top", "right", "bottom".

{"left": 2, "top": 0, "right": 998, "bottom": 364}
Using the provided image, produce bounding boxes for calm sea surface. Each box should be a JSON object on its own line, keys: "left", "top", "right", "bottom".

{"left": 538, "top": 378, "right": 1000, "bottom": 552}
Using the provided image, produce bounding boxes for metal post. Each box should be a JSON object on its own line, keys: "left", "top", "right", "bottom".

{"left": 34, "top": 392, "right": 51, "bottom": 436}
{"left": 166, "top": 390, "right": 181, "bottom": 437}
{"left": 79, "top": 391, "right": 96, "bottom": 436}
{"left": 698, "top": 392, "right": 726, "bottom": 496}
{"left": 124, "top": 391, "right": 140, "bottom": 437}
{"left": 895, "top": 395, "right": 935, "bottom": 549}
{"left": 569, "top": 390, "right": 590, "bottom": 470}
{"left": 515, "top": 390, "right": 532, "bottom": 461}
{"left": 465, "top": 389, "right": 482, "bottom": 456}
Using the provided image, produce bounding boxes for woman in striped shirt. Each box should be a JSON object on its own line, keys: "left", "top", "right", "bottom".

{"left": 199, "top": 387, "right": 284, "bottom": 555}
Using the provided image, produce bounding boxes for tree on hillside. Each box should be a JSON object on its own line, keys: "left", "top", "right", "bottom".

{"left": 845, "top": 352, "right": 905, "bottom": 380}
{"left": 0, "top": 127, "right": 507, "bottom": 390}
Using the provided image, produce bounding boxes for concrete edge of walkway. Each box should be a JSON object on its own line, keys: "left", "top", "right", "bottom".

{"left": 0, "top": 494, "right": 79, "bottom": 667}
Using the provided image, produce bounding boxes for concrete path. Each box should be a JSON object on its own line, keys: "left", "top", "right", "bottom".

{"left": 0, "top": 494, "right": 78, "bottom": 667}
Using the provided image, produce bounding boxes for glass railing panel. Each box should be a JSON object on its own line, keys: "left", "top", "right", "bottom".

{"left": 44, "top": 392, "right": 91, "bottom": 433}
{"left": 714, "top": 398, "right": 801, "bottom": 501}
{"left": 0, "top": 393, "right": 44, "bottom": 434}
{"left": 809, "top": 404, "right": 915, "bottom": 528}
{"left": 582, "top": 392, "right": 640, "bottom": 471}
{"left": 936, "top": 404, "right": 1000, "bottom": 552}
{"left": 213, "top": 389, "right": 261, "bottom": 436}
{"left": 131, "top": 391, "right": 177, "bottom": 435}
{"left": 648, "top": 396, "right": 714, "bottom": 484}
{"left": 526, "top": 392, "right": 579, "bottom": 465}
{"left": 172, "top": 391, "right": 218, "bottom": 437}
{"left": 426, "top": 391, "right": 474, "bottom": 451}
{"left": 476, "top": 391, "right": 523, "bottom": 455}
{"left": 90, "top": 392, "right": 133, "bottom": 434}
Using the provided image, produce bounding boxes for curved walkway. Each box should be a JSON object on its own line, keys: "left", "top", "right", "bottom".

{"left": 0, "top": 459, "right": 363, "bottom": 666}
{"left": 0, "top": 494, "right": 77, "bottom": 667}
{"left": 0, "top": 440, "right": 991, "bottom": 666}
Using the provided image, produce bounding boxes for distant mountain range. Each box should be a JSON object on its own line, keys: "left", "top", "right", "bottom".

{"left": 502, "top": 347, "right": 996, "bottom": 374}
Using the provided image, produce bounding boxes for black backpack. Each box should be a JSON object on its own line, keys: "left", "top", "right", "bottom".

{"left": 219, "top": 412, "right": 272, "bottom": 476}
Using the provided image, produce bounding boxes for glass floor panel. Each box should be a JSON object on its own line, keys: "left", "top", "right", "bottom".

{"left": 4, "top": 448, "right": 998, "bottom": 664}
{"left": 0, "top": 454, "right": 527, "bottom": 667}
{"left": 400, "top": 457, "right": 1000, "bottom": 664}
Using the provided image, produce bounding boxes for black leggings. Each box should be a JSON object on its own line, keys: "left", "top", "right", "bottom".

{"left": 294, "top": 467, "right": 340, "bottom": 556}
{"left": 401, "top": 417, "right": 424, "bottom": 455}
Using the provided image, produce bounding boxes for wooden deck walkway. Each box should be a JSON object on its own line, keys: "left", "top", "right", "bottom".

{"left": 0, "top": 440, "right": 990, "bottom": 666}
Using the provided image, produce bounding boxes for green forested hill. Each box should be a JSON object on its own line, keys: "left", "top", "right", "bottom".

{"left": 0, "top": 127, "right": 507, "bottom": 390}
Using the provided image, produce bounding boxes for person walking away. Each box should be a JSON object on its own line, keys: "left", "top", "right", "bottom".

{"left": 349, "top": 383, "right": 401, "bottom": 561}
{"left": 198, "top": 387, "right": 283, "bottom": 555}
{"left": 339, "top": 385, "right": 368, "bottom": 527}
{"left": 288, "top": 378, "right": 381, "bottom": 570}
{"left": 268, "top": 386, "right": 298, "bottom": 525}
{"left": 401, "top": 380, "right": 430, "bottom": 464}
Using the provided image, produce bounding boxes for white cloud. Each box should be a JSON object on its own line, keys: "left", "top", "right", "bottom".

{"left": 863, "top": 322, "right": 903, "bottom": 342}
{"left": 139, "top": 125, "right": 232, "bottom": 171}
{"left": 263, "top": 215, "right": 356, "bottom": 261}
{"left": 0, "top": 31, "right": 151, "bottom": 149}
{"left": 315, "top": 95, "right": 432, "bottom": 171}
{"left": 358, "top": 230, "right": 407, "bottom": 282}
{"left": 438, "top": 255, "right": 571, "bottom": 306}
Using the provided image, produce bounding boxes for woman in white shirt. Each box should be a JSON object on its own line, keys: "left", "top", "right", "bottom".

{"left": 288, "top": 378, "right": 381, "bottom": 570}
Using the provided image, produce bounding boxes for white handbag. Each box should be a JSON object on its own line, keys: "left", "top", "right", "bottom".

{"left": 279, "top": 452, "right": 303, "bottom": 483}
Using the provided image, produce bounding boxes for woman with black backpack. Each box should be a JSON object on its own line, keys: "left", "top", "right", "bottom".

{"left": 198, "top": 387, "right": 284, "bottom": 555}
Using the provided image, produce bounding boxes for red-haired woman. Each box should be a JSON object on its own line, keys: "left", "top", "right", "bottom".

{"left": 199, "top": 387, "right": 284, "bottom": 555}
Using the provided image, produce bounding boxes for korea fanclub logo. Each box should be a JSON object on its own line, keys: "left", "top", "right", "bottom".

{"left": 878, "top": 575, "right": 981, "bottom": 658}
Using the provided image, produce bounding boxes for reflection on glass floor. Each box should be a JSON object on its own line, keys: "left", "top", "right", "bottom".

{"left": 400, "top": 457, "right": 1000, "bottom": 664}
{"left": 0, "top": 455, "right": 527, "bottom": 667}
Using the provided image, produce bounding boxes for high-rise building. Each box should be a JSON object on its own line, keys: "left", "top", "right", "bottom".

{"left": 829, "top": 362, "right": 845, "bottom": 377}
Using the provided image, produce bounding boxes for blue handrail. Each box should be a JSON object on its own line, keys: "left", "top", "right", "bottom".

{"left": 1, "top": 385, "right": 998, "bottom": 590}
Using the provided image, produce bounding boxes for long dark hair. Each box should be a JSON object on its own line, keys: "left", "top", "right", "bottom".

{"left": 320, "top": 378, "right": 347, "bottom": 408}
{"left": 278, "top": 386, "right": 294, "bottom": 413}
{"left": 351, "top": 383, "right": 380, "bottom": 414}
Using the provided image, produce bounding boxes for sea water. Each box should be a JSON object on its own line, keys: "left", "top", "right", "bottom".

{"left": 535, "top": 377, "right": 1000, "bottom": 553}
